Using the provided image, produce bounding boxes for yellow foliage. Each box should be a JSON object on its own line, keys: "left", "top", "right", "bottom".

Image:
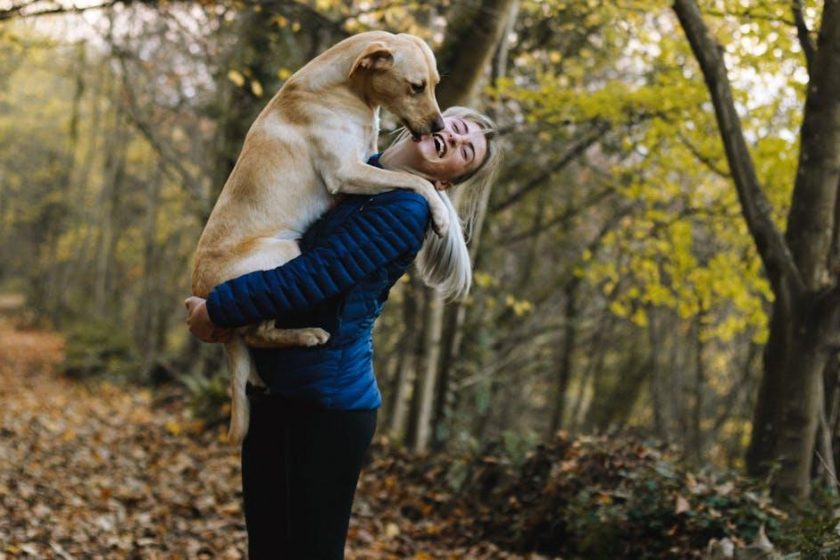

{"left": 505, "top": 295, "right": 534, "bottom": 316}
{"left": 630, "top": 308, "right": 648, "bottom": 327}
{"left": 609, "top": 300, "right": 628, "bottom": 318}
{"left": 474, "top": 271, "right": 497, "bottom": 288}
{"left": 227, "top": 69, "right": 245, "bottom": 87}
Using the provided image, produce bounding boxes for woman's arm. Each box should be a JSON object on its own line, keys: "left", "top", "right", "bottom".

{"left": 205, "top": 190, "right": 430, "bottom": 329}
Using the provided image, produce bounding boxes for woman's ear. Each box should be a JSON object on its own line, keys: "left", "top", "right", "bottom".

{"left": 433, "top": 179, "right": 452, "bottom": 191}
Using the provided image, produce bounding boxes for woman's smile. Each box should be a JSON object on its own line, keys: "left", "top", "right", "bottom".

{"left": 382, "top": 116, "right": 488, "bottom": 188}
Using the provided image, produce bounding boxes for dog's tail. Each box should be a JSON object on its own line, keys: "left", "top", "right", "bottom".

{"left": 416, "top": 190, "right": 471, "bottom": 301}
{"left": 224, "top": 337, "right": 251, "bottom": 446}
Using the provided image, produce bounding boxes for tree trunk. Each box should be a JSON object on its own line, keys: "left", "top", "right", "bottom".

{"left": 94, "top": 108, "right": 128, "bottom": 320}
{"left": 435, "top": 0, "right": 519, "bottom": 109}
{"left": 548, "top": 278, "right": 580, "bottom": 437}
{"left": 570, "top": 310, "right": 613, "bottom": 434}
{"left": 386, "top": 277, "right": 422, "bottom": 439}
{"left": 409, "top": 294, "right": 445, "bottom": 453}
{"left": 136, "top": 165, "right": 163, "bottom": 376}
{"left": 648, "top": 313, "right": 666, "bottom": 439}
{"left": 690, "top": 313, "right": 706, "bottom": 465}
{"left": 583, "top": 334, "right": 649, "bottom": 434}
{"left": 766, "top": 305, "right": 827, "bottom": 500}
{"left": 816, "top": 358, "right": 838, "bottom": 493}
{"left": 62, "top": 57, "right": 107, "bottom": 300}
{"left": 825, "top": 355, "right": 840, "bottom": 479}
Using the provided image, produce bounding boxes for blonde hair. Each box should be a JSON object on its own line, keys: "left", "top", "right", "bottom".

{"left": 391, "top": 106, "right": 501, "bottom": 301}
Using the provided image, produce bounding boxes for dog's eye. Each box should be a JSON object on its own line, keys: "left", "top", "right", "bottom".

{"left": 410, "top": 81, "right": 426, "bottom": 95}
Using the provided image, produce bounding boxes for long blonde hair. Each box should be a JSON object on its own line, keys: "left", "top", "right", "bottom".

{"left": 399, "top": 106, "right": 501, "bottom": 301}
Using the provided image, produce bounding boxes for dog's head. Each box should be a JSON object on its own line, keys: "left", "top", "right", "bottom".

{"left": 349, "top": 34, "right": 444, "bottom": 138}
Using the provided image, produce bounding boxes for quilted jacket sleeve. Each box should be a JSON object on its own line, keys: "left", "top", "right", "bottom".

{"left": 205, "top": 190, "right": 430, "bottom": 328}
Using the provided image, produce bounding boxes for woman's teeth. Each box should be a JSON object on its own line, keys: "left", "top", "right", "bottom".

{"left": 433, "top": 134, "right": 445, "bottom": 157}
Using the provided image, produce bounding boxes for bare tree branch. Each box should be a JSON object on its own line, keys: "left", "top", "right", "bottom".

{"left": 0, "top": 0, "right": 119, "bottom": 21}
{"left": 702, "top": 6, "right": 795, "bottom": 26}
{"left": 675, "top": 129, "right": 731, "bottom": 179}
{"left": 501, "top": 185, "right": 615, "bottom": 245}
{"left": 490, "top": 121, "right": 610, "bottom": 214}
{"left": 111, "top": 47, "right": 208, "bottom": 214}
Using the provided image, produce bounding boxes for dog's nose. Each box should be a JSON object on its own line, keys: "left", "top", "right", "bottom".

{"left": 430, "top": 115, "right": 445, "bottom": 133}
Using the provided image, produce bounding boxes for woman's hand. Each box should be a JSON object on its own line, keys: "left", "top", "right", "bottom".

{"left": 185, "top": 296, "right": 234, "bottom": 343}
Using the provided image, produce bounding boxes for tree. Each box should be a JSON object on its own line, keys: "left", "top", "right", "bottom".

{"left": 673, "top": 0, "right": 840, "bottom": 502}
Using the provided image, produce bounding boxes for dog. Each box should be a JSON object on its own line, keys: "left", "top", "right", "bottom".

{"left": 190, "top": 31, "right": 449, "bottom": 445}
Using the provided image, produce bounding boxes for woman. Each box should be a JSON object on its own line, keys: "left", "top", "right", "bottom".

{"left": 185, "top": 106, "right": 501, "bottom": 559}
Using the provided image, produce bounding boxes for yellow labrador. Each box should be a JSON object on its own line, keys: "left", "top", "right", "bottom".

{"left": 190, "top": 31, "right": 448, "bottom": 445}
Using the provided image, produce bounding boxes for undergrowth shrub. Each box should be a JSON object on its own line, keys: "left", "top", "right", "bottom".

{"left": 466, "top": 434, "right": 786, "bottom": 558}
{"left": 179, "top": 369, "right": 230, "bottom": 423}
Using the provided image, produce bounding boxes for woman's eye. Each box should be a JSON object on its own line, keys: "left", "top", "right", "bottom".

{"left": 410, "top": 82, "right": 425, "bottom": 95}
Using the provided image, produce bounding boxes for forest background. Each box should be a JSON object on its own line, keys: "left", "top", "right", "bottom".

{"left": 3, "top": 0, "right": 840, "bottom": 557}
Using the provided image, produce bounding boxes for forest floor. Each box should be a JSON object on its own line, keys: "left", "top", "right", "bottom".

{"left": 0, "top": 298, "right": 541, "bottom": 560}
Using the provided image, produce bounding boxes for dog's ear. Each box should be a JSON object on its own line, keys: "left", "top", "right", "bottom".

{"left": 349, "top": 42, "right": 394, "bottom": 76}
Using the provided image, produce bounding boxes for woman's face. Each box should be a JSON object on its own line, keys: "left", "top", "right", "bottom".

{"left": 384, "top": 115, "right": 488, "bottom": 190}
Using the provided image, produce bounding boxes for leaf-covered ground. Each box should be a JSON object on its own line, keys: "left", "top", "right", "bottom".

{"left": 0, "top": 314, "right": 538, "bottom": 559}
{"left": 3, "top": 299, "right": 809, "bottom": 559}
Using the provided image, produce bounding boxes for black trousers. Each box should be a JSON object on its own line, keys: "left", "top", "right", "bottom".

{"left": 241, "top": 390, "right": 377, "bottom": 560}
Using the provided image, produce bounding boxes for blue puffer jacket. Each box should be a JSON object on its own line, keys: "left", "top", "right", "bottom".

{"left": 205, "top": 187, "right": 430, "bottom": 411}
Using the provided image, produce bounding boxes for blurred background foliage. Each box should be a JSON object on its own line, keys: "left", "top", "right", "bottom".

{"left": 1, "top": 0, "right": 839, "bottom": 520}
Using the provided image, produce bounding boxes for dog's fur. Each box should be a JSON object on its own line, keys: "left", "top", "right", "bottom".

{"left": 191, "top": 31, "right": 448, "bottom": 445}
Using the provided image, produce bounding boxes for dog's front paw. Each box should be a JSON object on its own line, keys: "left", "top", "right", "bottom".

{"left": 300, "top": 328, "right": 331, "bottom": 347}
{"left": 431, "top": 206, "right": 449, "bottom": 237}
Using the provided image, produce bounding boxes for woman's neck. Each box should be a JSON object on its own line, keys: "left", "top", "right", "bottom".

{"left": 378, "top": 147, "right": 435, "bottom": 182}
